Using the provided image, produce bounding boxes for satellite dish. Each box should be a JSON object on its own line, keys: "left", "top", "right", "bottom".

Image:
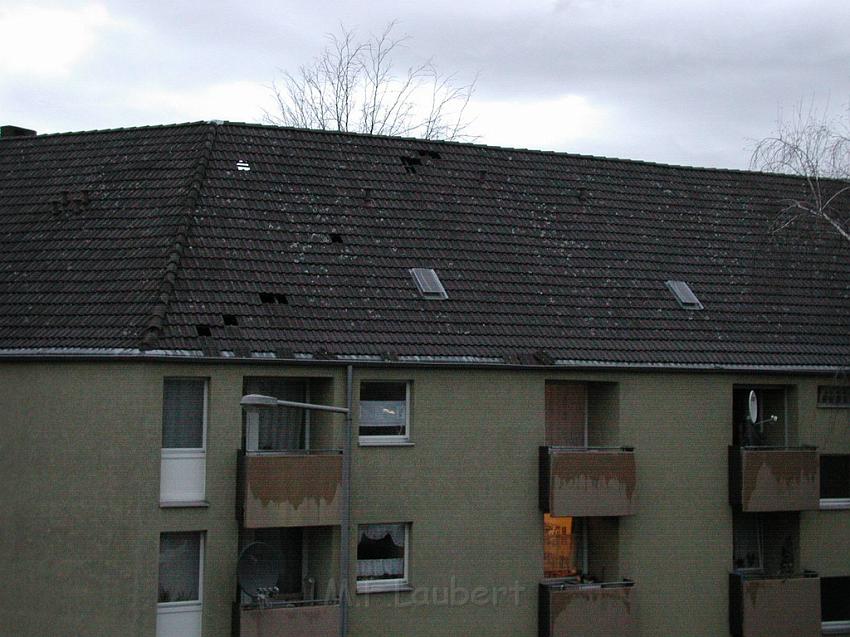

{"left": 237, "top": 542, "right": 282, "bottom": 599}
{"left": 748, "top": 390, "right": 758, "bottom": 424}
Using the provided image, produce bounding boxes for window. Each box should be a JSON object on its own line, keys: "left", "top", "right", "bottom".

{"left": 542, "top": 516, "right": 620, "bottom": 583}
{"left": 242, "top": 377, "right": 306, "bottom": 451}
{"left": 410, "top": 268, "right": 448, "bottom": 300}
{"left": 819, "top": 385, "right": 850, "bottom": 408}
{"left": 732, "top": 386, "right": 789, "bottom": 447}
{"left": 160, "top": 378, "right": 207, "bottom": 504}
{"left": 359, "top": 381, "right": 410, "bottom": 443}
{"left": 733, "top": 513, "right": 763, "bottom": 572}
{"left": 157, "top": 531, "right": 203, "bottom": 637}
{"left": 544, "top": 515, "right": 585, "bottom": 579}
{"left": 356, "top": 523, "right": 409, "bottom": 592}
{"left": 822, "top": 576, "right": 850, "bottom": 632}
{"left": 733, "top": 512, "right": 800, "bottom": 575}
{"left": 821, "top": 455, "right": 850, "bottom": 509}
{"left": 665, "top": 280, "right": 703, "bottom": 310}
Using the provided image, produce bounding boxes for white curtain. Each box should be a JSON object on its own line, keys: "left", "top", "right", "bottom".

{"left": 357, "top": 558, "right": 404, "bottom": 578}
{"left": 244, "top": 378, "right": 305, "bottom": 450}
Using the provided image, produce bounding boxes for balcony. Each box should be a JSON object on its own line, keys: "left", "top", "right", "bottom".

{"left": 728, "top": 446, "right": 819, "bottom": 512}
{"left": 729, "top": 572, "right": 820, "bottom": 637}
{"left": 539, "top": 580, "right": 636, "bottom": 637}
{"left": 237, "top": 450, "right": 342, "bottom": 528}
{"left": 540, "top": 447, "right": 637, "bottom": 517}
{"left": 236, "top": 601, "right": 340, "bottom": 637}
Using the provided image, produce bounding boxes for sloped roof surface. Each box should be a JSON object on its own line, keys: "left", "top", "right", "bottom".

{"left": 1, "top": 121, "right": 848, "bottom": 368}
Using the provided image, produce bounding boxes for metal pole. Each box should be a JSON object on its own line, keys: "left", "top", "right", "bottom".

{"left": 340, "top": 365, "right": 353, "bottom": 637}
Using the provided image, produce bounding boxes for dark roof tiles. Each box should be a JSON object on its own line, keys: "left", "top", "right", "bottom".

{"left": 0, "top": 121, "right": 848, "bottom": 368}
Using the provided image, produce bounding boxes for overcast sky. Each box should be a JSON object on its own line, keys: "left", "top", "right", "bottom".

{"left": 1, "top": 0, "right": 848, "bottom": 169}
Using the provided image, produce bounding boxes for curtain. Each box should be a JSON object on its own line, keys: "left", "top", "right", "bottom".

{"left": 357, "top": 558, "right": 404, "bottom": 578}
{"left": 158, "top": 531, "right": 201, "bottom": 602}
{"left": 244, "top": 377, "right": 305, "bottom": 450}
{"left": 359, "top": 523, "right": 405, "bottom": 546}
{"left": 162, "top": 378, "right": 205, "bottom": 448}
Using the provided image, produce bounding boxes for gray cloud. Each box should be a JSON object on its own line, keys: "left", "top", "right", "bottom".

{"left": 2, "top": 0, "right": 848, "bottom": 168}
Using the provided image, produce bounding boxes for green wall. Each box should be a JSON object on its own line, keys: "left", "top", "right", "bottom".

{"left": 1, "top": 360, "right": 847, "bottom": 636}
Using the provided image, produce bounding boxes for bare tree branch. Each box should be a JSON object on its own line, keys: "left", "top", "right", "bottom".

{"left": 263, "top": 22, "right": 478, "bottom": 142}
{"left": 750, "top": 99, "right": 850, "bottom": 243}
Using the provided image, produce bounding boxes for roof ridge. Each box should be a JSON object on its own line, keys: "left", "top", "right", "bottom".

{"left": 11, "top": 119, "right": 828, "bottom": 180}
{"left": 140, "top": 122, "right": 220, "bottom": 350}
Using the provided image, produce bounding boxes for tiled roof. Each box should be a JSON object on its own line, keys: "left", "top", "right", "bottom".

{"left": 1, "top": 121, "right": 848, "bottom": 368}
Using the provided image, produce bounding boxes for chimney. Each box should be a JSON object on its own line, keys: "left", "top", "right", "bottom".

{"left": 0, "top": 125, "right": 37, "bottom": 140}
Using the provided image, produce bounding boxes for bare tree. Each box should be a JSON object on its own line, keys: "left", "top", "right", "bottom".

{"left": 264, "top": 23, "right": 477, "bottom": 141}
{"left": 750, "top": 101, "right": 850, "bottom": 243}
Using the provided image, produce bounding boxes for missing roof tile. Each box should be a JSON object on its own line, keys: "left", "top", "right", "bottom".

{"left": 196, "top": 324, "right": 212, "bottom": 337}
{"left": 665, "top": 280, "right": 703, "bottom": 310}
{"left": 418, "top": 149, "right": 441, "bottom": 160}
{"left": 330, "top": 233, "right": 343, "bottom": 244}
{"left": 400, "top": 156, "right": 423, "bottom": 174}
{"left": 410, "top": 268, "right": 448, "bottom": 300}
{"left": 222, "top": 314, "right": 238, "bottom": 326}
{"left": 260, "top": 292, "right": 288, "bottom": 305}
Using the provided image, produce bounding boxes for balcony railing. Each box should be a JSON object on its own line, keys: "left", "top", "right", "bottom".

{"left": 729, "top": 572, "right": 820, "bottom": 637}
{"left": 539, "top": 579, "right": 636, "bottom": 637}
{"left": 728, "top": 446, "right": 819, "bottom": 512}
{"left": 237, "top": 450, "right": 342, "bottom": 528}
{"left": 540, "top": 447, "right": 637, "bottom": 517}
{"left": 236, "top": 600, "right": 340, "bottom": 637}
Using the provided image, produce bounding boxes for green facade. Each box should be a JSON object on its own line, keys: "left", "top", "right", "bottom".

{"left": 2, "top": 360, "right": 849, "bottom": 636}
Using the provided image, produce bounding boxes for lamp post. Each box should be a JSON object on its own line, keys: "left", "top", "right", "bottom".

{"left": 239, "top": 365, "right": 354, "bottom": 637}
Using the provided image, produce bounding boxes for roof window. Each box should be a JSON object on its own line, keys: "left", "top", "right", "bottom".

{"left": 410, "top": 268, "right": 448, "bottom": 300}
{"left": 665, "top": 280, "right": 703, "bottom": 310}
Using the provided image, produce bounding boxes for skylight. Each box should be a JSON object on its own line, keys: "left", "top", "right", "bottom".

{"left": 410, "top": 268, "right": 448, "bottom": 300}
{"left": 665, "top": 280, "right": 703, "bottom": 310}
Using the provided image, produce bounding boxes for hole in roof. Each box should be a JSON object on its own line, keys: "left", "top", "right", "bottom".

{"left": 223, "top": 314, "right": 238, "bottom": 326}
{"left": 330, "top": 233, "right": 343, "bottom": 244}
{"left": 665, "top": 280, "right": 703, "bottom": 310}
{"left": 418, "top": 149, "right": 441, "bottom": 160}
{"left": 410, "top": 268, "right": 448, "bottom": 300}
{"left": 260, "top": 292, "right": 288, "bottom": 305}
{"left": 236, "top": 160, "right": 251, "bottom": 171}
{"left": 196, "top": 324, "right": 212, "bottom": 337}
{"left": 400, "top": 156, "right": 423, "bottom": 174}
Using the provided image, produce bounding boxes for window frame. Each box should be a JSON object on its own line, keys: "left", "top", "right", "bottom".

{"left": 157, "top": 531, "right": 205, "bottom": 609}
{"left": 821, "top": 576, "right": 850, "bottom": 634}
{"left": 818, "top": 385, "right": 850, "bottom": 409}
{"left": 357, "top": 380, "right": 412, "bottom": 446}
{"left": 160, "top": 378, "right": 208, "bottom": 506}
{"left": 355, "top": 522, "right": 411, "bottom": 594}
{"left": 732, "top": 513, "right": 764, "bottom": 573}
{"left": 820, "top": 454, "right": 850, "bottom": 511}
{"left": 161, "top": 377, "right": 208, "bottom": 452}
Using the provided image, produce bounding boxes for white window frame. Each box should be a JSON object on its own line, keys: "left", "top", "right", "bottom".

{"left": 160, "top": 378, "right": 208, "bottom": 505}
{"left": 358, "top": 381, "right": 412, "bottom": 446}
{"left": 820, "top": 454, "right": 850, "bottom": 511}
{"left": 156, "top": 532, "right": 204, "bottom": 637}
{"left": 356, "top": 523, "right": 410, "bottom": 594}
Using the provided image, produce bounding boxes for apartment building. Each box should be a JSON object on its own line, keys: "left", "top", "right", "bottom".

{"left": 1, "top": 122, "right": 848, "bottom": 637}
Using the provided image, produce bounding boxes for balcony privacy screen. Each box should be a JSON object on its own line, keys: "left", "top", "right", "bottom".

{"left": 158, "top": 531, "right": 201, "bottom": 603}
{"left": 243, "top": 377, "right": 305, "bottom": 450}
{"left": 162, "top": 378, "right": 205, "bottom": 448}
{"left": 357, "top": 524, "right": 405, "bottom": 579}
